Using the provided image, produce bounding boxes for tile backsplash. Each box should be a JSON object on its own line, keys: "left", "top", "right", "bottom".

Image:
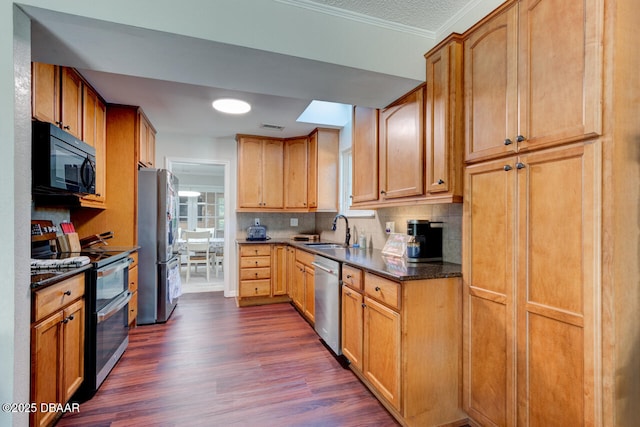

{"left": 236, "top": 203, "right": 463, "bottom": 264}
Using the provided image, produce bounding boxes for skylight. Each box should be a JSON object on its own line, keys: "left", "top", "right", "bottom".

{"left": 296, "top": 100, "right": 352, "bottom": 127}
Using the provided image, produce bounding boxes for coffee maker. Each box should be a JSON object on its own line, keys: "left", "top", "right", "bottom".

{"left": 406, "top": 219, "right": 443, "bottom": 262}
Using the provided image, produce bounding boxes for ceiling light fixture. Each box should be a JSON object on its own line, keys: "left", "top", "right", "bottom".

{"left": 212, "top": 98, "right": 251, "bottom": 114}
{"left": 178, "top": 190, "right": 201, "bottom": 197}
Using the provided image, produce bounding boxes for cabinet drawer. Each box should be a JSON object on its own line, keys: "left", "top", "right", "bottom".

{"left": 240, "top": 267, "right": 271, "bottom": 280}
{"left": 240, "top": 256, "right": 271, "bottom": 268}
{"left": 128, "top": 291, "right": 138, "bottom": 325}
{"left": 239, "top": 280, "right": 271, "bottom": 297}
{"left": 33, "top": 274, "right": 85, "bottom": 322}
{"left": 128, "top": 251, "right": 138, "bottom": 268}
{"left": 342, "top": 264, "right": 363, "bottom": 290}
{"left": 364, "top": 272, "right": 400, "bottom": 310}
{"left": 239, "top": 245, "right": 271, "bottom": 257}
{"left": 296, "top": 249, "right": 315, "bottom": 266}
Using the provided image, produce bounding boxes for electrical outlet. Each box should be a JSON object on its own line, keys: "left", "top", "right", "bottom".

{"left": 254, "top": 218, "right": 260, "bottom": 226}
{"left": 290, "top": 218, "right": 298, "bottom": 227}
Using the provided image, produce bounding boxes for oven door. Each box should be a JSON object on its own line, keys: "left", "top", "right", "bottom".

{"left": 95, "top": 290, "right": 132, "bottom": 387}
{"left": 96, "top": 257, "right": 132, "bottom": 311}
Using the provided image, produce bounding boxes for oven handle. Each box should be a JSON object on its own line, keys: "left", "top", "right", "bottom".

{"left": 97, "top": 291, "right": 132, "bottom": 324}
{"left": 97, "top": 257, "right": 133, "bottom": 278}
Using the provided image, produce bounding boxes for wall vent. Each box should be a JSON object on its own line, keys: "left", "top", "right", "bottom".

{"left": 260, "top": 123, "right": 285, "bottom": 131}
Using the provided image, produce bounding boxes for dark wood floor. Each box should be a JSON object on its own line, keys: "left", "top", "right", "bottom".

{"left": 58, "top": 292, "right": 400, "bottom": 426}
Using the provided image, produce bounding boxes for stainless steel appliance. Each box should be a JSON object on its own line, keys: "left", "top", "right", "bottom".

{"left": 313, "top": 255, "right": 342, "bottom": 355}
{"left": 406, "top": 219, "right": 443, "bottom": 262}
{"left": 246, "top": 225, "right": 267, "bottom": 241}
{"left": 31, "top": 120, "right": 96, "bottom": 195}
{"left": 137, "top": 168, "right": 181, "bottom": 324}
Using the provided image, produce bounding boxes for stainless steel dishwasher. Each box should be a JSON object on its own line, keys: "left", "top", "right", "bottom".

{"left": 312, "top": 255, "right": 342, "bottom": 356}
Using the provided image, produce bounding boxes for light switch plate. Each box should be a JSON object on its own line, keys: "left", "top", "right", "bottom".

{"left": 290, "top": 218, "right": 298, "bottom": 227}
{"left": 254, "top": 218, "right": 260, "bottom": 226}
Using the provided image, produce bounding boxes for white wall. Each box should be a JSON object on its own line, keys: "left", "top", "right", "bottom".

{"left": 1, "top": 5, "right": 32, "bottom": 426}
{"left": 156, "top": 133, "right": 238, "bottom": 297}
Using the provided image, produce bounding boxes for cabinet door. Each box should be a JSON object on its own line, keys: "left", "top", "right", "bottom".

{"left": 352, "top": 106, "right": 379, "bottom": 204}
{"left": 517, "top": 0, "right": 602, "bottom": 150}
{"left": 60, "top": 67, "right": 83, "bottom": 139}
{"left": 425, "top": 38, "right": 463, "bottom": 196}
{"left": 32, "top": 62, "right": 59, "bottom": 125}
{"left": 307, "top": 131, "right": 318, "bottom": 208}
{"left": 271, "top": 245, "right": 288, "bottom": 296}
{"left": 515, "top": 143, "right": 598, "bottom": 426}
{"left": 31, "top": 311, "right": 64, "bottom": 427}
{"left": 62, "top": 299, "right": 84, "bottom": 402}
{"left": 261, "top": 140, "right": 284, "bottom": 208}
{"left": 463, "top": 158, "right": 517, "bottom": 426}
{"left": 82, "top": 85, "right": 97, "bottom": 147}
{"left": 292, "top": 261, "right": 305, "bottom": 311}
{"left": 138, "top": 114, "right": 150, "bottom": 167}
{"left": 284, "top": 137, "right": 308, "bottom": 209}
{"left": 379, "top": 86, "right": 425, "bottom": 200}
{"left": 341, "top": 285, "right": 363, "bottom": 371}
{"left": 303, "top": 265, "right": 315, "bottom": 323}
{"left": 81, "top": 91, "right": 106, "bottom": 205}
{"left": 147, "top": 129, "right": 156, "bottom": 167}
{"left": 238, "top": 137, "right": 265, "bottom": 208}
{"left": 363, "top": 296, "right": 401, "bottom": 411}
{"left": 464, "top": 3, "right": 518, "bottom": 163}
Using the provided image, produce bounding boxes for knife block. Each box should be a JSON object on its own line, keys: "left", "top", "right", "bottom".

{"left": 57, "top": 233, "right": 81, "bottom": 253}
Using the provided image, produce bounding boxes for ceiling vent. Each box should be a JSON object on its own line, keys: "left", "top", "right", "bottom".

{"left": 260, "top": 123, "right": 285, "bottom": 131}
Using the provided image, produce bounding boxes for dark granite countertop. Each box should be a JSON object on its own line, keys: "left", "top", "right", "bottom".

{"left": 237, "top": 239, "right": 461, "bottom": 281}
{"left": 31, "top": 264, "right": 92, "bottom": 290}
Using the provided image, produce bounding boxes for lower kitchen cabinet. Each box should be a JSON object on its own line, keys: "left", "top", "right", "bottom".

{"left": 128, "top": 252, "right": 138, "bottom": 326}
{"left": 236, "top": 243, "right": 291, "bottom": 306}
{"left": 291, "top": 249, "right": 315, "bottom": 324}
{"left": 342, "top": 267, "right": 465, "bottom": 427}
{"left": 31, "top": 274, "right": 85, "bottom": 427}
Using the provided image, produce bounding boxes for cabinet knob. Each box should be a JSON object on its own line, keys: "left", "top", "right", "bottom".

{"left": 504, "top": 165, "right": 513, "bottom": 172}
{"left": 346, "top": 274, "right": 352, "bottom": 279}
{"left": 63, "top": 125, "right": 70, "bottom": 130}
{"left": 504, "top": 138, "right": 513, "bottom": 146}
{"left": 516, "top": 162, "right": 526, "bottom": 169}
{"left": 437, "top": 179, "right": 445, "bottom": 185}
{"left": 361, "top": 303, "right": 366, "bottom": 308}
{"left": 64, "top": 290, "right": 72, "bottom": 296}
{"left": 375, "top": 286, "right": 381, "bottom": 292}
{"left": 380, "top": 190, "right": 387, "bottom": 195}
{"left": 516, "top": 135, "right": 526, "bottom": 143}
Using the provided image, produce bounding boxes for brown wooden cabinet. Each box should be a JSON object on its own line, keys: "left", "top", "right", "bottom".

{"left": 31, "top": 274, "right": 85, "bottom": 427}
{"left": 137, "top": 111, "right": 156, "bottom": 168}
{"left": 237, "top": 136, "right": 284, "bottom": 210}
{"left": 424, "top": 36, "right": 464, "bottom": 202}
{"left": 351, "top": 106, "right": 379, "bottom": 205}
{"left": 80, "top": 86, "right": 107, "bottom": 208}
{"left": 378, "top": 84, "right": 425, "bottom": 201}
{"left": 128, "top": 252, "right": 139, "bottom": 326}
{"left": 32, "top": 62, "right": 83, "bottom": 139}
{"left": 308, "top": 128, "right": 340, "bottom": 211}
{"left": 342, "top": 269, "right": 465, "bottom": 426}
{"left": 236, "top": 243, "right": 291, "bottom": 306}
{"left": 291, "top": 249, "right": 315, "bottom": 323}
{"left": 464, "top": 0, "right": 602, "bottom": 163}
{"left": 284, "top": 137, "right": 308, "bottom": 209}
{"left": 463, "top": 142, "right": 599, "bottom": 426}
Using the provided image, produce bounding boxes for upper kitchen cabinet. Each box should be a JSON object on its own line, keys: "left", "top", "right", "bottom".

{"left": 424, "top": 35, "right": 465, "bottom": 202}
{"left": 378, "top": 84, "right": 425, "bottom": 201}
{"left": 237, "top": 129, "right": 339, "bottom": 212}
{"left": 137, "top": 110, "right": 156, "bottom": 168}
{"left": 284, "top": 137, "right": 308, "bottom": 210}
{"left": 237, "top": 135, "right": 284, "bottom": 211}
{"left": 464, "top": 0, "right": 603, "bottom": 163}
{"left": 32, "top": 62, "right": 83, "bottom": 139}
{"left": 80, "top": 86, "right": 107, "bottom": 208}
{"left": 351, "top": 106, "right": 379, "bottom": 206}
{"left": 308, "top": 128, "right": 339, "bottom": 211}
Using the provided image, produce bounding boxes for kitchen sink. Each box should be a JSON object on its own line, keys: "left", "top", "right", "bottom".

{"left": 303, "top": 243, "right": 345, "bottom": 250}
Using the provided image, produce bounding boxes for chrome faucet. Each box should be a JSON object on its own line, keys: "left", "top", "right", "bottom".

{"left": 332, "top": 214, "right": 351, "bottom": 246}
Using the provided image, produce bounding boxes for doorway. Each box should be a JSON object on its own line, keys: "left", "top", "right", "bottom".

{"left": 167, "top": 159, "right": 229, "bottom": 294}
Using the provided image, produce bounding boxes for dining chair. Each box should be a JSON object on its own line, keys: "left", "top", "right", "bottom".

{"left": 184, "top": 230, "right": 212, "bottom": 282}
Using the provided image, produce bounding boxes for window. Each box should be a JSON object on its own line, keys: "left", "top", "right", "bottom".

{"left": 178, "top": 191, "right": 225, "bottom": 237}
{"left": 341, "top": 148, "right": 374, "bottom": 217}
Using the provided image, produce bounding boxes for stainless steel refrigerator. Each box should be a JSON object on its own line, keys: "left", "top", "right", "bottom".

{"left": 137, "top": 168, "right": 181, "bottom": 324}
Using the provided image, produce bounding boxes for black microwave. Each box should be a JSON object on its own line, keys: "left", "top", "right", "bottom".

{"left": 32, "top": 120, "right": 96, "bottom": 195}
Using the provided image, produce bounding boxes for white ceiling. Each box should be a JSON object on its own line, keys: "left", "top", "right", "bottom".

{"left": 22, "top": 1, "right": 497, "bottom": 140}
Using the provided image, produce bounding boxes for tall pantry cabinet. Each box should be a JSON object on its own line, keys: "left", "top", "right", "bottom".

{"left": 462, "top": 0, "right": 640, "bottom": 426}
